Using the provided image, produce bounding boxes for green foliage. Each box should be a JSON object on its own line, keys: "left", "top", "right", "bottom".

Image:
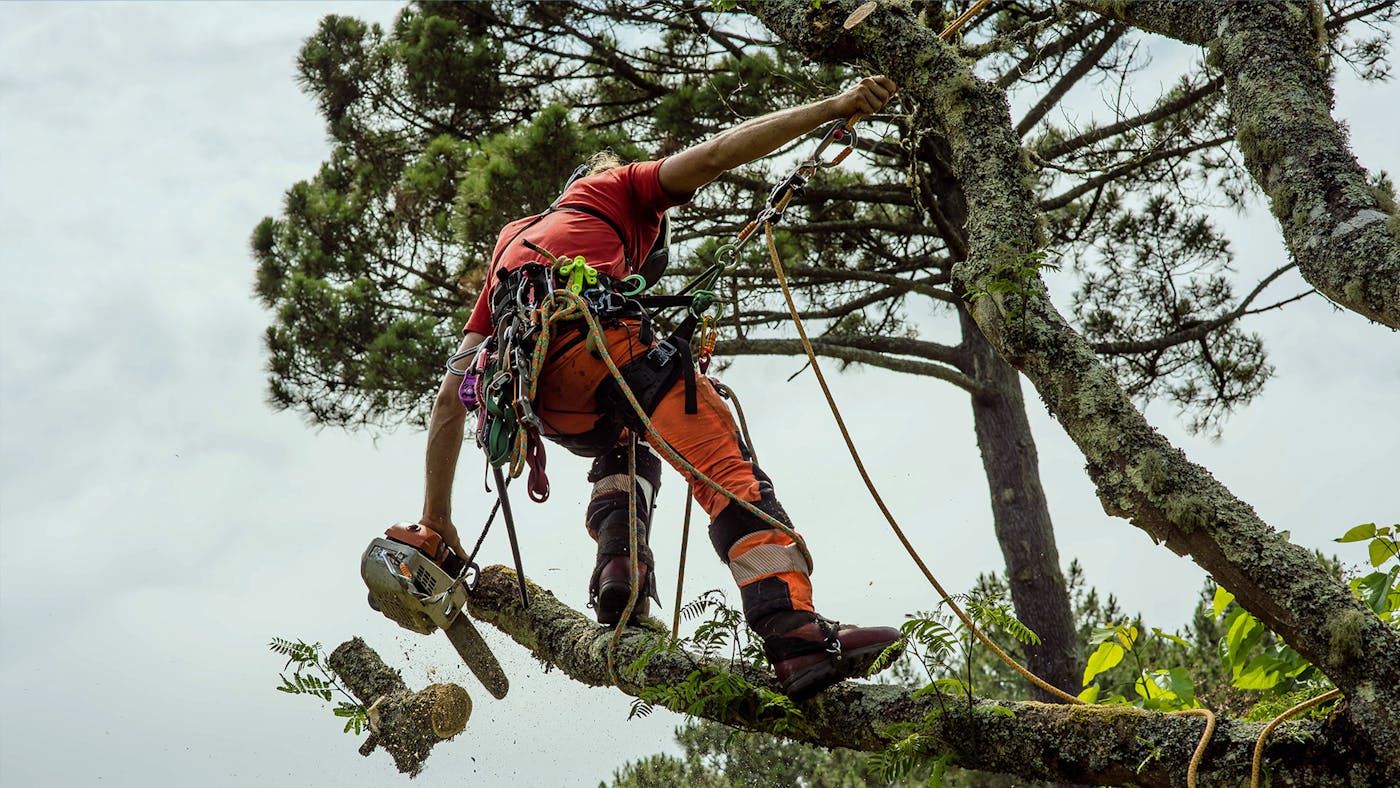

{"left": 1335, "top": 523, "right": 1400, "bottom": 622}
{"left": 1077, "top": 621, "right": 1200, "bottom": 711}
{"left": 626, "top": 591, "right": 801, "bottom": 736}
{"left": 268, "top": 637, "right": 368, "bottom": 735}
{"left": 1075, "top": 522, "right": 1396, "bottom": 721}
{"left": 963, "top": 248, "right": 1061, "bottom": 322}
{"left": 1070, "top": 194, "right": 1272, "bottom": 436}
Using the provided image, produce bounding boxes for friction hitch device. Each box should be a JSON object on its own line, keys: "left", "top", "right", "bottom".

{"left": 361, "top": 522, "right": 509, "bottom": 699}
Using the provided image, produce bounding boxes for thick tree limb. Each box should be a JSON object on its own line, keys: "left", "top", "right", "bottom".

{"left": 463, "top": 565, "right": 1378, "bottom": 786}
{"left": 328, "top": 637, "right": 472, "bottom": 776}
{"left": 748, "top": 0, "right": 1400, "bottom": 777}
{"left": 1079, "top": 0, "right": 1400, "bottom": 327}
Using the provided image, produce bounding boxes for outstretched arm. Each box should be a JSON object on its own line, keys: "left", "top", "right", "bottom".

{"left": 658, "top": 76, "right": 897, "bottom": 195}
{"left": 419, "top": 330, "right": 487, "bottom": 557}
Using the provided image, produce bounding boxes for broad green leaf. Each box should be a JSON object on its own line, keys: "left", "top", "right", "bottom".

{"left": 1152, "top": 627, "right": 1193, "bottom": 649}
{"left": 1115, "top": 625, "right": 1139, "bottom": 651}
{"left": 1370, "top": 537, "right": 1397, "bottom": 567}
{"left": 1154, "top": 667, "right": 1198, "bottom": 706}
{"left": 1234, "top": 655, "right": 1286, "bottom": 689}
{"left": 1088, "top": 625, "right": 1119, "bottom": 646}
{"left": 1077, "top": 685, "right": 1100, "bottom": 703}
{"left": 1212, "top": 586, "right": 1235, "bottom": 618}
{"left": 1336, "top": 522, "right": 1377, "bottom": 543}
{"left": 1351, "top": 570, "right": 1394, "bottom": 614}
{"left": 1225, "top": 609, "right": 1262, "bottom": 669}
{"left": 1083, "top": 641, "right": 1126, "bottom": 686}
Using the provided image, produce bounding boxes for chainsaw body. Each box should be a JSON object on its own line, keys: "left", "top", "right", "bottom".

{"left": 361, "top": 523, "right": 508, "bottom": 698}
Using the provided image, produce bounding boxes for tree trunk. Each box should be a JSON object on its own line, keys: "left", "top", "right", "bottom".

{"left": 960, "top": 304, "right": 1082, "bottom": 702}
{"left": 924, "top": 119, "right": 1083, "bottom": 703}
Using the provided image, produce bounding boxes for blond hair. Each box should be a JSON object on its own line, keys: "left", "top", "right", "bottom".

{"left": 586, "top": 149, "right": 626, "bottom": 175}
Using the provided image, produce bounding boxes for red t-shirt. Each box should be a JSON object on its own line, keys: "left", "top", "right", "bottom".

{"left": 463, "top": 160, "right": 691, "bottom": 335}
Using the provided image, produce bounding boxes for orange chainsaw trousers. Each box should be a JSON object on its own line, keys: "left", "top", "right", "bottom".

{"left": 533, "top": 320, "right": 761, "bottom": 517}
{"left": 532, "top": 319, "right": 815, "bottom": 625}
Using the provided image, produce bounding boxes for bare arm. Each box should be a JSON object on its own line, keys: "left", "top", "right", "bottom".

{"left": 419, "top": 330, "right": 487, "bottom": 557}
{"left": 659, "top": 76, "right": 897, "bottom": 195}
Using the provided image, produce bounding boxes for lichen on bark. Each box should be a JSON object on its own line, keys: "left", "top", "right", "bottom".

{"left": 749, "top": 0, "right": 1400, "bottom": 779}
{"left": 1081, "top": 0, "right": 1400, "bottom": 327}
{"left": 455, "top": 565, "right": 1379, "bottom": 786}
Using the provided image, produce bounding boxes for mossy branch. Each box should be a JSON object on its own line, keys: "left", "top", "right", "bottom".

{"left": 455, "top": 565, "right": 1374, "bottom": 786}
{"left": 1079, "top": 0, "right": 1400, "bottom": 327}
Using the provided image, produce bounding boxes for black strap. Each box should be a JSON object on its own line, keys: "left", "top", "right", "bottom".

{"left": 669, "top": 312, "right": 701, "bottom": 415}
{"left": 555, "top": 203, "right": 632, "bottom": 267}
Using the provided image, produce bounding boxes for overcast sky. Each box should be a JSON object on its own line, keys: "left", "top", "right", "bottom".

{"left": 1, "top": 3, "right": 1396, "bottom": 786}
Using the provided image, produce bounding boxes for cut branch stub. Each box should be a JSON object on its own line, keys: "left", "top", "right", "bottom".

{"left": 329, "top": 637, "right": 472, "bottom": 776}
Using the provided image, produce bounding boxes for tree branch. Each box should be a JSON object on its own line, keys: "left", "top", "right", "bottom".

{"left": 328, "top": 638, "right": 472, "bottom": 776}
{"left": 1079, "top": 0, "right": 1400, "bottom": 327}
{"left": 461, "top": 566, "right": 1378, "bottom": 787}
{"left": 1016, "top": 22, "right": 1129, "bottom": 137}
{"left": 1091, "top": 263, "right": 1301, "bottom": 354}
{"left": 1039, "top": 134, "right": 1233, "bottom": 212}
{"left": 1038, "top": 75, "right": 1224, "bottom": 163}
{"left": 716, "top": 337, "right": 979, "bottom": 393}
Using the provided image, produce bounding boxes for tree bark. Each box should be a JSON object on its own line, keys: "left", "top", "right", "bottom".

{"left": 959, "top": 305, "right": 1083, "bottom": 703}
{"left": 924, "top": 122, "right": 1084, "bottom": 705}
{"left": 463, "top": 565, "right": 1380, "bottom": 786}
{"left": 748, "top": 0, "right": 1400, "bottom": 779}
{"left": 328, "top": 637, "right": 473, "bottom": 776}
{"left": 1079, "top": 0, "right": 1400, "bottom": 328}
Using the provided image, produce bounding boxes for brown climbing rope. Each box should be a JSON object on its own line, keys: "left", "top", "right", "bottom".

{"left": 1251, "top": 688, "right": 1341, "bottom": 787}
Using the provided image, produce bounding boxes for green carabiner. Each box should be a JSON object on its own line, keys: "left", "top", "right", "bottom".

{"left": 690, "top": 289, "right": 717, "bottom": 316}
{"left": 557, "top": 255, "right": 597, "bottom": 295}
{"left": 620, "top": 274, "right": 647, "bottom": 296}
{"left": 713, "top": 243, "right": 737, "bottom": 268}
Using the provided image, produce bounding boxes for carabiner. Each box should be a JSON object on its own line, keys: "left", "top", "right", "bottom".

{"left": 445, "top": 343, "right": 485, "bottom": 376}
{"left": 813, "top": 119, "right": 860, "bottom": 168}
{"left": 620, "top": 274, "right": 647, "bottom": 296}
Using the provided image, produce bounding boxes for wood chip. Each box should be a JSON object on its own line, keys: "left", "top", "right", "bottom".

{"left": 843, "top": 1, "right": 878, "bottom": 30}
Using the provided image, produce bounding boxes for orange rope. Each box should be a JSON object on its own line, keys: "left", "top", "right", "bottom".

{"left": 765, "top": 224, "right": 1219, "bottom": 788}
{"left": 1251, "top": 689, "right": 1341, "bottom": 787}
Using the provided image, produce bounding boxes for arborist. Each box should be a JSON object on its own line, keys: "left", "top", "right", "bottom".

{"left": 418, "top": 76, "right": 901, "bottom": 700}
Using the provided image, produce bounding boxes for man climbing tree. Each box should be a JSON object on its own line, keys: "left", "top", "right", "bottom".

{"left": 419, "top": 76, "right": 906, "bottom": 700}
{"left": 256, "top": 1, "right": 1400, "bottom": 784}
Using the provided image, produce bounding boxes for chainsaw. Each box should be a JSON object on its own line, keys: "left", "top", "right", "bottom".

{"left": 360, "top": 523, "right": 509, "bottom": 699}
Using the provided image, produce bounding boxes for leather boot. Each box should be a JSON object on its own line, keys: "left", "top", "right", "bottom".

{"left": 593, "top": 555, "right": 653, "bottom": 626}
{"left": 586, "top": 443, "right": 661, "bottom": 626}
{"left": 759, "top": 612, "right": 902, "bottom": 701}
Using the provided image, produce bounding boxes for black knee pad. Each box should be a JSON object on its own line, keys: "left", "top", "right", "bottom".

{"left": 586, "top": 443, "right": 662, "bottom": 562}
{"left": 707, "top": 488, "right": 793, "bottom": 562}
